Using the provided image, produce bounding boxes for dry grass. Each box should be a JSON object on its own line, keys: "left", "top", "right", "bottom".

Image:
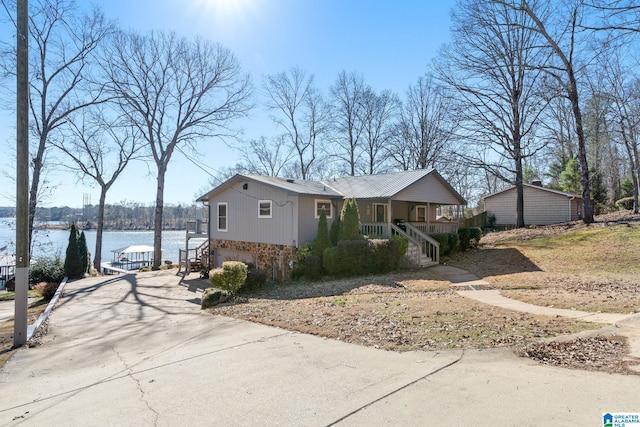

{"left": 0, "top": 299, "right": 48, "bottom": 368}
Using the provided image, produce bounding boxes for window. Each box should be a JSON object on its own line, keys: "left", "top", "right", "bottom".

{"left": 416, "top": 205, "right": 427, "bottom": 222}
{"left": 315, "top": 199, "right": 332, "bottom": 218}
{"left": 373, "top": 203, "right": 387, "bottom": 223}
{"left": 217, "top": 202, "right": 227, "bottom": 231}
{"left": 258, "top": 200, "right": 272, "bottom": 218}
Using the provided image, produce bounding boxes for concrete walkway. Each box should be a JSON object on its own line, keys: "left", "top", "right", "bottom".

{"left": 433, "top": 264, "right": 640, "bottom": 362}
{"left": 0, "top": 300, "right": 13, "bottom": 323}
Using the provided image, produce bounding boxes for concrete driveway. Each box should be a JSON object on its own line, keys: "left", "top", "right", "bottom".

{"left": 0, "top": 270, "right": 638, "bottom": 426}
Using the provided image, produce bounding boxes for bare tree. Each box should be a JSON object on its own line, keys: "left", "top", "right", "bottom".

{"left": 436, "top": 0, "right": 549, "bottom": 227}
{"left": 103, "top": 30, "right": 252, "bottom": 267}
{"left": 263, "top": 66, "right": 329, "bottom": 180}
{"left": 389, "top": 74, "right": 455, "bottom": 172}
{"left": 328, "top": 70, "right": 366, "bottom": 176}
{"left": 0, "top": 0, "right": 114, "bottom": 249}
{"left": 499, "top": 0, "right": 603, "bottom": 223}
{"left": 238, "top": 135, "right": 293, "bottom": 177}
{"left": 52, "top": 107, "right": 145, "bottom": 269}
{"left": 359, "top": 88, "right": 399, "bottom": 175}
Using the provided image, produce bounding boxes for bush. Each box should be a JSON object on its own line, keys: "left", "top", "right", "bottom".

{"left": 34, "top": 281, "right": 59, "bottom": 300}
{"left": 4, "top": 277, "right": 15, "bottom": 292}
{"left": 339, "top": 198, "right": 361, "bottom": 240}
{"left": 431, "top": 233, "right": 450, "bottom": 256}
{"left": 335, "top": 239, "right": 369, "bottom": 276}
{"left": 468, "top": 227, "right": 482, "bottom": 248}
{"left": 314, "top": 208, "right": 331, "bottom": 261}
{"left": 322, "top": 246, "right": 338, "bottom": 275}
{"left": 330, "top": 215, "right": 341, "bottom": 245}
{"left": 64, "top": 223, "right": 85, "bottom": 279}
{"left": 30, "top": 256, "right": 65, "bottom": 285}
{"left": 201, "top": 288, "right": 231, "bottom": 308}
{"left": 458, "top": 228, "right": 471, "bottom": 251}
{"left": 615, "top": 197, "right": 634, "bottom": 211}
{"left": 209, "top": 261, "right": 248, "bottom": 293}
{"left": 447, "top": 233, "right": 459, "bottom": 254}
{"left": 392, "top": 236, "right": 409, "bottom": 266}
{"left": 292, "top": 242, "right": 323, "bottom": 280}
{"left": 243, "top": 266, "right": 267, "bottom": 292}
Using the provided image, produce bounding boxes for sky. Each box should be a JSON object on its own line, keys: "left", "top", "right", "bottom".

{"left": 1, "top": 0, "right": 456, "bottom": 208}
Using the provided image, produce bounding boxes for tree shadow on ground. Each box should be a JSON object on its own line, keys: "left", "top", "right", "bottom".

{"left": 447, "top": 247, "right": 542, "bottom": 278}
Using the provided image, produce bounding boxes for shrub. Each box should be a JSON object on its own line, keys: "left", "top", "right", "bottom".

{"left": 322, "top": 246, "right": 338, "bottom": 275}
{"left": 4, "top": 277, "right": 15, "bottom": 292}
{"left": 615, "top": 197, "right": 634, "bottom": 211}
{"left": 329, "top": 214, "right": 341, "bottom": 245}
{"left": 314, "top": 208, "right": 331, "bottom": 261}
{"left": 391, "top": 236, "right": 409, "bottom": 267}
{"left": 292, "top": 242, "right": 324, "bottom": 280}
{"left": 201, "top": 288, "right": 231, "bottom": 308}
{"left": 30, "top": 256, "right": 65, "bottom": 285}
{"left": 458, "top": 227, "right": 471, "bottom": 251}
{"left": 447, "top": 233, "right": 459, "bottom": 254}
{"left": 243, "top": 266, "right": 268, "bottom": 292}
{"left": 468, "top": 227, "right": 482, "bottom": 248}
{"left": 64, "top": 223, "right": 85, "bottom": 279}
{"left": 339, "top": 198, "right": 361, "bottom": 240}
{"left": 34, "top": 281, "right": 59, "bottom": 300}
{"left": 78, "top": 231, "right": 91, "bottom": 274}
{"left": 369, "top": 239, "right": 395, "bottom": 273}
{"left": 335, "top": 239, "right": 369, "bottom": 276}
{"left": 209, "top": 261, "right": 248, "bottom": 293}
{"left": 431, "top": 233, "right": 450, "bottom": 256}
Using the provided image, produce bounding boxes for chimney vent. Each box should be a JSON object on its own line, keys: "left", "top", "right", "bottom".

{"left": 531, "top": 180, "right": 543, "bottom": 187}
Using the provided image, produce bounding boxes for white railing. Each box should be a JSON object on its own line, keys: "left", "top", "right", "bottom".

{"left": 410, "top": 221, "right": 459, "bottom": 235}
{"left": 186, "top": 220, "right": 208, "bottom": 235}
{"left": 402, "top": 223, "right": 440, "bottom": 264}
{"left": 360, "top": 222, "right": 390, "bottom": 238}
{"left": 360, "top": 222, "right": 440, "bottom": 266}
{"left": 179, "top": 239, "right": 210, "bottom": 273}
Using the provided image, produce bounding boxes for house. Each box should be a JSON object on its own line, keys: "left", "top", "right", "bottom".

{"left": 188, "top": 169, "right": 466, "bottom": 280}
{"left": 482, "top": 182, "right": 583, "bottom": 227}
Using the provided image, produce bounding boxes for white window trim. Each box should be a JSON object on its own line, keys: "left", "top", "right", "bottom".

{"left": 217, "top": 202, "right": 228, "bottom": 232}
{"left": 416, "top": 205, "right": 427, "bottom": 222}
{"left": 258, "top": 200, "right": 272, "bottom": 218}
{"left": 315, "top": 199, "right": 333, "bottom": 219}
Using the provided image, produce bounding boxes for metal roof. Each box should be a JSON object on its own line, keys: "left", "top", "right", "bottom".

{"left": 482, "top": 184, "right": 583, "bottom": 200}
{"left": 198, "top": 170, "right": 466, "bottom": 204}
{"left": 322, "top": 169, "right": 434, "bottom": 198}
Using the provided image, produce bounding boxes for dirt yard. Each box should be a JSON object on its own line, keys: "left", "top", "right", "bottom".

{"left": 209, "top": 211, "right": 640, "bottom": 375}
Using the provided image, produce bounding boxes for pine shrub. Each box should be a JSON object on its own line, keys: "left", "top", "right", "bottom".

{"left": 64, "top": 223, "right": 85, "bottom": 279}
{"left": 339, "top": 198, "right": 361, "bottom": 240}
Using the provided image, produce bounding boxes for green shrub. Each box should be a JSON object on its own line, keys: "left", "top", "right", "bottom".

{"left": 34, "top": 281, "right": 59, "bottom": 300}
{"left": 292, "top": 242, "right": 324, "bottom": 280}
{"left": 369, "top": 239, "right": 396, "bottom": 273}
{"left": 329, "top": 215, "right": 341, "bottom": 245}
{"left": 458, "top": 228, "right": 471, "bottom": 251}
{"left": 339, "top": 198, "right": 361, "bottom": 240}
{"left": 64, "top": 223, "right": 85, "bottom": 279}
{"left": 209, "top": 261, "right": 248, "bottom": 293}
{"left": 78, "top": 231, "right": 91, "bottom": 274}
{"left": 4, "top": 277, "right": 15, "bottom": 292}
{"left": 468, "top": 227, "right": 482, "bottom": 248}
{"left": 447, "top": 233, "right": 459, "bottom": 254}
{"left": 322, "top": 246, "right": 338, "bottom": 276}
{"left": 201, "top": 288, "right": 231, "bottom": 308}
{"left": 30, "top": 256, "right": 65, "bottom": 284}
{"left": 335, "top": 239, "right": 369, "bottom": 276}
{"left": 314, "top": 208, "right": 331, "bottom": 261}
{"left": 615, "top": 197, "right": 634, "bottom": 210}
{"left": 243, "top": 266, "right": 268, "bottom": 292}
{"left": 392, "top": 235, "right": 409, "bottom": 267}
{"left": 431, "top": 233, "right": 450, "bottom": 256}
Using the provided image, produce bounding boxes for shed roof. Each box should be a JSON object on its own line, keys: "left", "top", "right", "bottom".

{"left": 482, "top": 184, "right": 582, "bottom": 200}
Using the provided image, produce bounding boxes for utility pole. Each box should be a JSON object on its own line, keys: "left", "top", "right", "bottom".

{"left": 14, "top": 0, "right": 29, "bottom": 347}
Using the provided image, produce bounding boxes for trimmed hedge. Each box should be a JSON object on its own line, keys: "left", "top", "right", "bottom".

{"left": 209, "top": 261, "right": 248, "bottom": 293}
{"left": 323, "top": 238, "right": 407, "bottom": 277}
{"left": 457, "top": 227, "right": 482, "bottom": 251}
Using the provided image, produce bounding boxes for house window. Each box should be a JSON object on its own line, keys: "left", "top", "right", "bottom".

{"left": 258, "top": 200, "right": 272, "bottom": 218}
{"left": 416, "top": 205, "right": 427, "bottom": 222}
{"left": 315, "top": 199, "right": 332, "bottom": 218}
{"left": 217, "top": 202, "right": 227, "bottom": 232}
{"left": 373, "top": 203, "right": 387, "bottom": 223}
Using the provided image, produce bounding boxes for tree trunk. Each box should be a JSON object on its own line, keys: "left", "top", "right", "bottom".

{"left": 94, "top": 188, "right": 107, "bottom": 271}
{"left": 567, "top": 78, "right": 594, "bottom": 224}
{"left": 28, "top": 132, "right": 48, "bottom": 252}
{"left": 153, "top": 166, "right": 166, "bottom": 268}
{"left": 515, "top": 148, "right": 525, "bottom": 228}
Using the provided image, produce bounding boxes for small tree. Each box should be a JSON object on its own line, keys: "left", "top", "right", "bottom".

{"left": 339, "top": 198, "right": 361, "bottom": 240}
{"left": 64, "top": 224, "right": 84, "bottom": 279}
{"left": 78, "top": 231, "right": 91, "bottom": 274}
{"left": 329, "top": 214, "right": 341, "bottom": 245}
{"left": 314, "top": 209, "right": 331, "bottom": 260}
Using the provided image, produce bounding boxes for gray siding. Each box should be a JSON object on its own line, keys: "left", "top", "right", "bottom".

{"left": 297, "top": 195, "right": 340, "bottom": 245}
{"left": 396, "top": 174, "right": 462, "bottom": 204}
{"left": 485, "top": 186, "right": 580, "bottom": 226}
{"left": 208, "top": 181, "right": 299, "bottom": 245}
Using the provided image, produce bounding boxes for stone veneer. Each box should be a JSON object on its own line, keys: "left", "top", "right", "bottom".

{"left": 210, "top": 239, "right": 296, "bottom": 282}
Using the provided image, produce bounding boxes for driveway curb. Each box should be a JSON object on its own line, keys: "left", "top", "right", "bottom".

{"left": 27, "top": 276, "right": 68, "bottom": 341}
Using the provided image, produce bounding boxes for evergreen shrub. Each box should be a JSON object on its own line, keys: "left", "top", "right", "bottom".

{"left": 209, "top": 261, "right": 248, "bottom": 293}
{"left": 431, "top": 233, "right": 450, "bottom": 256}
{"left": 447, "top": 233, "right": 459, "bottom": 254}
{"left": 458, "top": 227, "right": 471, "bottom": 251}
{"left": 468, "top": 227, "right": 482, "bottom": 248}
{"left": 201, "top": 288, "right": 231, "bottom": 308}
{"left": 243, "top": 265, "right": 268, "bottom": 291}
{"left": 30, "top": 256, "right": 65, "bottom": 284}
{"left": 292, "top": 242, "right": 323, "bottom": 280}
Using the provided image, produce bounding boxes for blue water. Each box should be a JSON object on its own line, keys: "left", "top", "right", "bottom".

{"left": 0, "top": 217, "right": 204, "bottom": 263}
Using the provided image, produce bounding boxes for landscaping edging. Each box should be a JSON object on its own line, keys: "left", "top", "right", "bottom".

{"left": 27, "top": 277, "right": 68, "bottom": 341}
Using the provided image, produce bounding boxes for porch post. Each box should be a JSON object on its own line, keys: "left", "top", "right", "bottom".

{"left": 427, "top": 202, "right": 431, "bottom": 232}
{"left": 387, "top": 199, "right": 392, "bottom": 236}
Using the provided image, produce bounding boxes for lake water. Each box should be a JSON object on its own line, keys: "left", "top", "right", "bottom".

{"left": 0, "top": 217, "right": 204, "bottom": 263}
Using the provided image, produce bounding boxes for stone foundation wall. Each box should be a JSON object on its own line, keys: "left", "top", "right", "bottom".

{"left": 210, "top": 239, "right": 296, "bottom": 282}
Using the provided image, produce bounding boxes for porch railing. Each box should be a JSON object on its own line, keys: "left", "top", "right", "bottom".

{"left": 410, "top": 221, "right": 459, "bottom": 235}
{"left": 401, "top": 223, "right": 440, "bottom": 264}
{"left": 360, "top": 222, "right": 390, "bottom": 238}
{"left": 361, "top": 222, "right": 439, "bottom": 265}
{"left": 179, "top": 239, "right": 210, "bottom": 274}
{"left": 186, "top": 220, "right": 208, "bottom": 236}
